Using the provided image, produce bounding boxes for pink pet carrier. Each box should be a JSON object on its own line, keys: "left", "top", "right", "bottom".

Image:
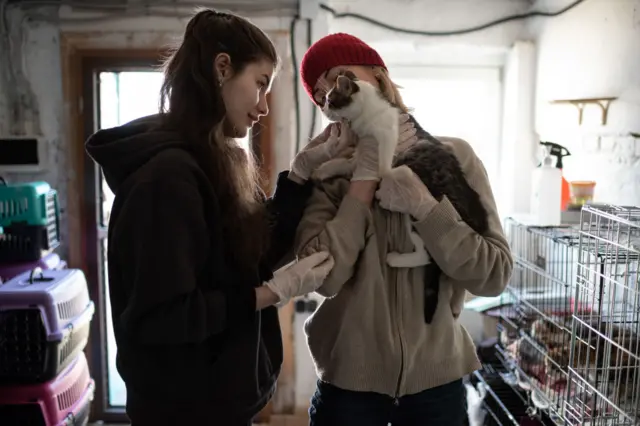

{"left": 0, "top": 252, "right": 67, "bottom": 283}
{"left": 0, "top": 268, "right": 94, "bottom": 383}
{"left": 0, "top": 351, "right": 95, "bottom": 426}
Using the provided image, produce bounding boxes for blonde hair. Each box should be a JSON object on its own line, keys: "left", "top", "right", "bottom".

{"left": 372, "top": 67, "right": 411, "bottom": 114}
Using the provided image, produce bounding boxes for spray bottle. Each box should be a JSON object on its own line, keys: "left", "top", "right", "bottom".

{"left": 531, "top": 145, "right": 562, "bottom": 225}
{"left": 539, "top": 141, "right": 571, "bottom": 211}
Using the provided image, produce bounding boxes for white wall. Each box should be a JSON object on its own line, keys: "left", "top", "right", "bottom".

{"left": 500, "top": 41, "right": 538, "bottom": 215}
{"left": 529, "top": 0, "right": 640, "bottom": 206}
{"left": 327, "top": 0, "right": 530, "bottom": 66}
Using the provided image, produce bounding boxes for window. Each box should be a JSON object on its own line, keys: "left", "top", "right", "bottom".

{"left": 391, "top": 66, "right": 502, "bottom": 189}
{"left": 319, "top": 66, "right": 503, "bottom": 191}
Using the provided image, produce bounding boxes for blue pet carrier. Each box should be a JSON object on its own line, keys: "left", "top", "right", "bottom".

{"left": 0, "top": 180, "right": 60, "bottom": 262}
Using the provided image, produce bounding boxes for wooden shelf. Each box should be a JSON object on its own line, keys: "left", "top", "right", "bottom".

{"left": 550, "top": 97, "right": 617, "bottom": 125}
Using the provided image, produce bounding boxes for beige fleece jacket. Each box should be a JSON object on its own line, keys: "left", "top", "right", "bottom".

{"left": 294, "top": 136, "right": 513, "bottom": 397}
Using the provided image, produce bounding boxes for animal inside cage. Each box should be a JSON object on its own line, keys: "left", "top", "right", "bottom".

{"left": 498, "top": 218, "right": 588, "bottom": 424}
{"left": 565, "top": 205, "right": 640, "bottom": 426}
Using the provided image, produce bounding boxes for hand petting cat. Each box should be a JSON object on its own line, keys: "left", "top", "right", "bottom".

{"left": 290, "top": 122, "right": 356, "bottom": 182}
{"left": 375, "top": 165, "right": 438, "bottom": 221}
{"left": 396, "top": 114, "right": 419, "bottom": 153}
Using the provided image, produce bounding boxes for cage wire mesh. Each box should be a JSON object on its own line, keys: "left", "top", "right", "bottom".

{"left": 496, "top": 208, "right": 640, "bottom": 426}
{"left": 498, "top": 218, "right": 583, "bottom": 425}
{"left": 564, "top": 205, "right": 640, "bottom": 426}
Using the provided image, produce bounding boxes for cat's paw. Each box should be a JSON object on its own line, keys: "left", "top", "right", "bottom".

{"left": 386, "top": 251, "right": 429, "bottom": 268}
{"left": 386, "top": 247, "right": 431, "bottom": 268}
{"left": 386, "top": 251, "right": 407, "bottom": 268}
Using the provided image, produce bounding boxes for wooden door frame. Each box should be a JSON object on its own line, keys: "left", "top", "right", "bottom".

{"left": 61, "top": 33, "right": 164, "bottom": 421}
{"left": 61, "top": 37, "right": 280, "bottom": 422}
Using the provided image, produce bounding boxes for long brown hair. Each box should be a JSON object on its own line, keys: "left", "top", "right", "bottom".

{"left": 159, "top": 9, "right": 278, "bottom": 268}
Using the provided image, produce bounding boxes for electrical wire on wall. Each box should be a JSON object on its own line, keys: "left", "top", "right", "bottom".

{"left": 290, "top": 17, "right": 301, "bottom": 153}
{"left": 319, "top": 0, "right": 587, "bottom": 36}
{"left": 1, "top": 0, "right": 43, "bottom": 136}
{"left": 306, "top": 18, "right": 316, "bottom": 142}
{"left": 290, "top": 13, "right": 316, "bottom": 152}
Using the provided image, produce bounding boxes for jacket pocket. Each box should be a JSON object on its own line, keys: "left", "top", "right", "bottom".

{"left": 304, "top": 299, "right": 346, "bottom": 366}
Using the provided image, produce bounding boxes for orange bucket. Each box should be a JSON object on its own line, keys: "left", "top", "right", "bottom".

{"left": 569, "top": 181, "right": 596, "bottom": 206}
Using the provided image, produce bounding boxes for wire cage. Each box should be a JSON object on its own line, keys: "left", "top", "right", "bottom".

{"left": 498, "top": 218, "right": 585, "bottom": 424}
{"left": 564, "top": 205, "right": 640, "bottom": 426}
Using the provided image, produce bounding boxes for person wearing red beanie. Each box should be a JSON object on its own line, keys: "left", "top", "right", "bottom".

{"left": 295, "top": 33, "right": 511, "bottom": 426}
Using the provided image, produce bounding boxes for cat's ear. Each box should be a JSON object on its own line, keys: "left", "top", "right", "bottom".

{"left": 343, "top": 70, "right": 358, "bottom": 81}
{"left": 336, "top": 75, "right": 354, "bottom": 95}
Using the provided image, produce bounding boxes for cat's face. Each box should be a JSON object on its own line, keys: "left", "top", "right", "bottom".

{"left": 322, "top": 70, "right": 364, "bottom": 122}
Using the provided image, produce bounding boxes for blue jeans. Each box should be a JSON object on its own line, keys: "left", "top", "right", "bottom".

{"left": 309, "top": 379, "right": 467, "bottom": 426}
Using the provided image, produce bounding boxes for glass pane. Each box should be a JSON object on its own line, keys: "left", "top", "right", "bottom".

{"left": 316, "top": 76, "right": 501, "bottom": 189}
{"left": 394, "top": 78, "right": 501, "bottom": 189}
{"left": 102, "top": 237, "right": 125, "bottom": 406}
{"left": 97, "top": 71, "right": 251, "bottom": 407}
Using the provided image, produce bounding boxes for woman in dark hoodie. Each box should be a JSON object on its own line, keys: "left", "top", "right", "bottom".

{"left": 85, "top": 9, "right": 347, "bottom": 426}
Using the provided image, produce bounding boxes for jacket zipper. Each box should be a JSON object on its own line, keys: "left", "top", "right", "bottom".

{"left": 393, "top": 267, "right": 405, "bottom": 406}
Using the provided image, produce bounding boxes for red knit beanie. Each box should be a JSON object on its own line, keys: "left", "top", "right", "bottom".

{"left": 300, "top": 33, "right": 386, "bottom": 104}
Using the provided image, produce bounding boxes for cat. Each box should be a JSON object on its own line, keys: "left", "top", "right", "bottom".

{"left": 393, "top": 120, "right": 490, "bottom": 323}
{"left": 316, "top": 70, "right": 431, "bottom": 270}
{"left": 316, "top": 70, "right": 490, "bottom": 324}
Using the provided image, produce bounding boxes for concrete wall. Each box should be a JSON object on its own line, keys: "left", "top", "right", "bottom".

{"left": 529, "top": 0, "right": 640, "bottom": 206}
{"left": 327, "top": 0, "right": 529, "bottom": 66}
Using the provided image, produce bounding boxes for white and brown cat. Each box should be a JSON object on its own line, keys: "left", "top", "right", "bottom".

{"left": 314, "top": 70, "right": 430, "bottom": 269}
{"left": 314, "top": 71, "right": 492, "bottom": 325}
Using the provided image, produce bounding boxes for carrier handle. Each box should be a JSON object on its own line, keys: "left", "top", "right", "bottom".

{"left": 0, "top": 176, "right": 6, "bottom": 185}
{"left": 29, "top": 267, "right": 45, "bottom": 284}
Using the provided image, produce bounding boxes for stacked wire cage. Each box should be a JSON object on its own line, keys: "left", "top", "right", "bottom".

{"left": 497, "top": 218, "right": 585, "bottom": 425}
{"left": 564, "top": 205, "right": 640, "bottom": 426}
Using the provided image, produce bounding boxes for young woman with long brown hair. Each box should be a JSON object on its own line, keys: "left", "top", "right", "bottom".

{"left": 86, "top": 10, "right": 348, "bottom": 426}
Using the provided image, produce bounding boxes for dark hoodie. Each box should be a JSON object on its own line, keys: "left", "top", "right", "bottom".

{"left": 86, "top": 114, "right": 312, "bottom": 424}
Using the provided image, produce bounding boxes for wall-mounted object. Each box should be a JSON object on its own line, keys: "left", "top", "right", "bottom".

{"left": 0, "top": 136, "right": 49, "bottom": 173}
{"left": 549, "top": 97, "right": 617, "bottom": 126}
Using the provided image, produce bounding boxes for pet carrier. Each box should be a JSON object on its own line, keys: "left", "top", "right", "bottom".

{"left": 564, "top": 205, "right": 640, "bottom": 426}
{"left": 0, "top": 181, "right": 60, "bottom": 262}
{"left": 0, "top": 181, "right": 58, "bottom": 227}
{"left": 0, "top": 268, "right": 94, "bottom": 383}
{"left": 0, "top": 351, "right": 95, "bottom": 426}
{"left": 0, "top": 252, "right": 67, "bottom": 283}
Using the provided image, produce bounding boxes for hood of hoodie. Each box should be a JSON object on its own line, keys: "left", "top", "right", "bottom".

{"left": 85, "top": 114, "right": 187, "bottom": 193}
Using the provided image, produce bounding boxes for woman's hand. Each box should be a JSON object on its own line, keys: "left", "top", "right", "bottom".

{"left": 396, "top": 114, "right": 418, "bottom": 153}
{"left": 263, "top": 251, "right": 335, "bottom": 307}
{"left": 375, "top": 165, "right": 438, "bottom": 221}
{"left": 290, "top": 122, "right": 355, "bottom": 182}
